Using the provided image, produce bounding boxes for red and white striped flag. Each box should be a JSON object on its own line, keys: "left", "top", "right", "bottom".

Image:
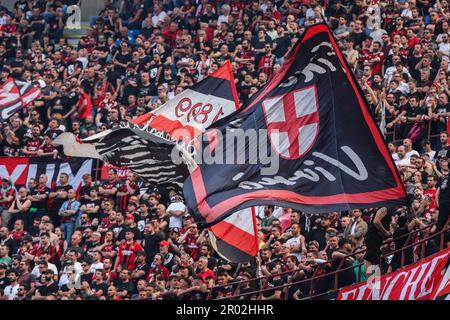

{"left": 0, "top": 77, "right": 41, "bottom": 121}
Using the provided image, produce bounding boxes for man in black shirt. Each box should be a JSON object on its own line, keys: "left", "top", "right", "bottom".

{"left": 273, "top": 25, "right": 291, "bottom": 59}
{"left": 64, "top": 50, "right": 83, "bottom": 79}
{"left": 91, "top": 270, "right": 108, "bottom": 298}
{"left": 131, "top": 252, "right": 149, "bottom": 282}
{"left": 28, "top": 6, "right": 45, "bottom": 40}
{"left": 261, "top": 262, "right": 283, "bottom": 300}
{"left": 79, "top": 174, "right": 93, "bottom": 206}
{"left": 325, "top": 234, "right": 340, "bottom": 260}
{"left": 307, "top": 217, "right": 328, "bottom": 250}
{"left": 28, "top": 175, "right": 50, "bottom": 220}
{"left": 113, "top": 41, "right": 132, "bottom": 75}
{"left": 80, "top": 261, "right": 94, "bottom": 285}
{"left": 45, "top": 119, "right": 64, "bottom": 140}
{"left": 138, "top": 71, "right": 157, "bottom": 99}
{"left": 34, "top": 269, "right": 58, "bottom": 299}
{"left": 114, "top": 269, "right": 135, "bottom": 299}
{"left": 209, "top": 272, "right": 233, "bottom": 299}
{"left": 364, "top": 207, "right": 392, "bottom": 277}
{"left": 0, "top": 263, "right": 10, "bottom": 290}
{"left": 143, "top": 222, "right": 163, "bottom": 263}
{"left": 0, "top": 228, "right": 16, "bottom": 255}
{"left": 49, "top": 173, "right": 72, "bottom": 226}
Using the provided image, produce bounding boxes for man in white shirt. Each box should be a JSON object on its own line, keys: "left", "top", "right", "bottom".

{"left": 384, "top": 61, "right": 411, "bottom": 85}
{"left": 4, "top": 269, "right": 20, "bottom": 300}
{"left": 438, "top": 33, "right": 450, "bottom": 57}
{"left": 89, "top": 251, "right": 104, "bottom": 273}
{"left": 421, "top": 139, "right": 436, "bottom": 162}
{"left": 217, "top": 4, "right": 230, "bottom": 26}
{"left": 151, "top": 3, "right": 168, "bottom": 28}
{"left": 284, "top": 223, "right": 306, "bottom": 261}
{"left": 403, "top": 138, "right": 420, "bottom": 158}
{"left": 58, "top": 250, "right": 82, "bottom": 287}
{"left": 167, "top": 194, "right": 187, "bottom": 230}
{"left": 31, "top": 253, "right": 58, "bottom": 279}
{"left": 395, "top": 145, "right": 412, "bottom": 167}
{"left": 369, "top": 22, "right": 387, "bottom": 44}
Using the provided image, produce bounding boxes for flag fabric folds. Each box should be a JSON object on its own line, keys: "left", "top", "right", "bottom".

{"left": 54, "top": 61, "right": 239, "bottom": 191}
{"left": 0, "top": 77, "right": 41, "bottom": 121}
{"left": 54, "top": 60, "right": 257, "bottom": 261}
{"left": 183, "top": 23, "right": 408, "bottom": 227}
{"left": 208, "top": 207, "right": 259, "bottom": 263}
{"left": 130, "top": 60, "right": 239, "bottom": 141}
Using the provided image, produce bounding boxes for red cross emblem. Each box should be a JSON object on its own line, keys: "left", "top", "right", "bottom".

{"left": 262, "top": 85, "right": 319, "bottom": 160}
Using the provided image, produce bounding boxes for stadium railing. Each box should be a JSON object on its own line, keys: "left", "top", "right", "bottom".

{"left": 213, "top": 220, "right": 448, "bottom": 300}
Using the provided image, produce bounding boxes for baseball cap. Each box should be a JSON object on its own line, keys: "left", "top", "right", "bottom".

{"left": 159, "top": 240, "right": 170, "bottom": 247}
{"left": 125, "top": 214, "right": 135, "bottom": 221}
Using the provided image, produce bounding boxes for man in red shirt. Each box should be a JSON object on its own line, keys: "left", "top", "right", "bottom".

{"left": 365, "top": 41, "right": 385, "bottom": 76}
{"left": 116, "top": 172, "right": 139, "bottom": 212}
{"left": 114, "top": 229, "right": 143, "bottom": 271}
{"left": 11, "top": 219, "right": 27, "bottom": 244}
{"left": 35, "top": 232, "right": 57, "bottom": 264}
{"left": 99, "top": 169, "right": 119, "bottom": 200}
{"left": 258, "top": 44, "right": 276, "bottom": 78}
{"left": 423, "top": 175, "right": 438, "bottom": 211}
{"left": 76, "top": 85, "right": 92, "bottom": 121}
{"left": 147, "top": 253, "right": 170, "bottom": 282}
{"left": 196, "top": 256, "right": 215, "bottom": 282}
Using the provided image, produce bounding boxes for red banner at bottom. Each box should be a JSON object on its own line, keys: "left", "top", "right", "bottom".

{"left": 337, "top": 247, "right": 450, "bottom": 300}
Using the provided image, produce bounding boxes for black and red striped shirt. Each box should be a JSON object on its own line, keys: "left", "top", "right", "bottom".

{"left": 116, "top": 181, "right": 139, "bottom": 212}
{"left": 117, "top": 240, "right": 143, "bottom": 270}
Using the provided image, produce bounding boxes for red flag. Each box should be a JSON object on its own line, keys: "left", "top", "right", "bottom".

{"left": 0, "top": 77, "right": 41, "bottom": 121}
{"left": 337, "top": 247, "right": 450, "bottom": 300}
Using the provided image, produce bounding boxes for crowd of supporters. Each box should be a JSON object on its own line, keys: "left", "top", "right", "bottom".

{"left": 0, "top": 0, "right": 449, "bottom": 300}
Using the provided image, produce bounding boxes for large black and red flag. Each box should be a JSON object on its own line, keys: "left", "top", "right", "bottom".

{"left": 183, "top": 23, "right": 408, "bottom": 227}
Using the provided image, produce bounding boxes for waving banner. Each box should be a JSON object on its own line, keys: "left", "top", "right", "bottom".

{"left": 183, "top": 23, "right": 407, "bottom": 226}
{"left": 130, "top": 60, "right": 239, "bottom": 140}
{"left": 0, "top": 77, "right": 41, "bottom": 121}
{"left": 54, "top": 61, "right": 239, "bottom": 190}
